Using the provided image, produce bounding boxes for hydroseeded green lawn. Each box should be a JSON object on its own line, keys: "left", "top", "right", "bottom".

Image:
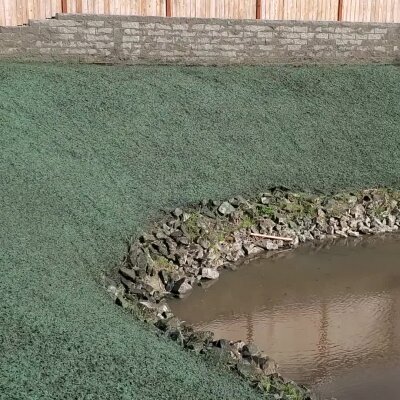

{"left": 1, "top": 62, "right": 400, "bottom": 400}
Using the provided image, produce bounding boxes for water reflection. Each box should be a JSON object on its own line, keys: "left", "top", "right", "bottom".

{"left": 170, "top": 235, "right": 400, "bottom": 400}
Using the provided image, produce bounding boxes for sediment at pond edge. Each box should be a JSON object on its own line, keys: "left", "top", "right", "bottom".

{"left": 105, "top": 188, "right": 400, "bottom": 400}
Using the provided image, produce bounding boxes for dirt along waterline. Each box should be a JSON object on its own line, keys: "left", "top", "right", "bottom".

{"left": 169, "top": 235, "right": 400, "bottom": 400}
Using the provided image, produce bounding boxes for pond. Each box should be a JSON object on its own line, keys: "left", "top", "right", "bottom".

{"left": 170, "top": 235, "right": 400, "bottom": 400}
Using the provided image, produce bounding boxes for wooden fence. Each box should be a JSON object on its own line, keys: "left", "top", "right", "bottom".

{"left": 1, "top": 0, "right": 399, "bottom": 26}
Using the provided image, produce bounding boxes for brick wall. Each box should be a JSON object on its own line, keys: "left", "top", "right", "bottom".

{"left": 0, "top": 14, "right": 399, "bottom": 65}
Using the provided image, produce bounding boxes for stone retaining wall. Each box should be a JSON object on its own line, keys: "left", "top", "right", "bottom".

{"left": 0, "top": 13, "right": 399, "bottom": 65}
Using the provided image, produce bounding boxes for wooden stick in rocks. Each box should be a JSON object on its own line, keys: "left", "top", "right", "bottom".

{"left": 250, "top": 233, "right": 293, "bottom": 242}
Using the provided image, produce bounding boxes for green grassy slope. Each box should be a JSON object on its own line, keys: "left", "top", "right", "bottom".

{"left": 1, "top": 62, "right": 399, "bottom": 400}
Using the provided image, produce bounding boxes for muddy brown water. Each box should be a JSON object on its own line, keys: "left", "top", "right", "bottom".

{"left": 169, "top": 235, "right": 400, "bottom": 400}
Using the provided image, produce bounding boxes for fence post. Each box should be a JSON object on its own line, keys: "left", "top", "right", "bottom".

{"left": 256, "top": 0, "right": 261, "bottom": 19}
{"left": 166, "top": 0, "right": 171, "bottom": 17}
{"left": 338, "top": 0, "right": 343, "bottom": 21}
{"left": 61, "top": 0, "right": 67, "bottom": 13}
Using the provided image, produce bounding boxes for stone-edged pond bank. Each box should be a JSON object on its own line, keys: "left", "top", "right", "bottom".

{"left": 105, "top": 188, "right": 400, "bottom": 400}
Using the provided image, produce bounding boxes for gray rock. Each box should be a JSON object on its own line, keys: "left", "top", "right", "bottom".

{"left": 257, "top": 356, "right": 278, "bottom": 375}
{"left": 136, "top": 268, "right": 147, "bottom": 280}
{"left": 214, "top": 339, "right": 232, "bottom": 350}
{"left": 165, "top": 238, "right": 177, "bottom": 255}
{"left": 158, "top": 270, "right": 170, "bottom": 286}
{"left": 185, "top": 338, "right": 205, "bottom": 354}
{"left": 335, "top": 230, "right": 348, "bottom": 238}
{"left": 351, "top": 204, "right": 365, "bottom": 219}
{"left": 236, "top": 359, "right": 262, "bottom": 380}
{"left": 129, "top": 286, "right": 151, "bottom": 300}
{"left": 190, "top": 244, "right": 204, "bottom": 260}
{"left": 259, "top": 240, "right": 279, "bottom": 251}
{"left": 243, "top": 243, "right": 264, "bottom": 255}
{"left": 119, "top": 267, "right": 137, "bottom": 282}
{"left": 144, "top": 275, "right": 165, "bottom": 294}
{"left": 155, "top": 229, "right": 168, "bottom": 240}
{"left": 170, "top": 229, "right": 183, "bottom": 239}
{"left": 176, "top": 248, "right": 189, "bottom": 266}
{"left": 326, "top": 225, "right": 335, "bottom": 236}
{"left": 200, "top": 267, "right": 220, "bottom": 280}
{"left": 138, "top": 300, "right": 158, "bottom": 310}
{"left": 218, "top": 201, "right": 236, "bottom": 216}
{"left": 140, "top": 233, "right": 155, "bottom": 242}
{"left": 153, "top": 241, "right": 169, "bottom": 257}
{"left": 387, "top": 214, "right": 396, "bottom": 227}
{"left": 225, "top": 249, "right": 244, "bottom": 262}
{"left": 120, "top": 275, "right": 136, "bottom": 292}
{"left": 231, "top": 340, "right": 246, "bottom": 352}
{"left": 196, "top": 237, "right": 210, "bottom": 249}
{"left": 324, "top": 199, "right": 349, "bottom": 218}
{"left": 372, "top": 217, "right": 385, "bottom": 228}
{"left": 186, "top": 330, "right": 214, "bottom": 351}
{"left": 172, "top": 278, "right": 192, "bottom": 295}
{"left": 303, "top": 231, "right": 314, "bottom": 241}
{"left": 155, "top": 316, "right": 181, "bottom": 332}
{"left": 115, "top": 294, "right": 130, "bottom": 309}
{"left": 173, "top": 208, "right": 183, "bottom": 218}
{"left": 178, "top": 236, "right": 190, "bottom": 246}
{"left": 339, "top": 217, "right": 349, "bottom": 229}
{"left": 291, "top": 236, "right": 300, "bottom": 248}
{"left": 349, "top": 219, "right": 358, "bottom": 229}
{"left": 182, "top": 212, "right": 191, "bottom": 222}
{"left": 260, "top": 196, "right": 271, "bottom": 205}
{"left": 241, "top": 343, "right": 261, "bottom": 358}
{"left": 348, "top": 196, "right": 358, "bottom": 206}
{"left": 205, "top": 346, "right": 236, "bottom": 366}
{"left": 135, "top": 251, "right": 148, "bottom": 271}
{"left": 128, "top": 243, "right": 142, "bottom": 266}
{"left": 139, "top": 300, "right": 172, "bottom": 319}
{"left": 162, "top": 223, "right": 172, "bottom": 235}
{"left": 157, "top": 303, "right": 173, "bottom": 319}
{"left": 251, "top": 352, "right": 277, "bottom": 371}
{"left": 185, "top": 256, "right": 195, "bottom": 267}
{"left": 358, "top": 222, "right": 372, "bottom": 234}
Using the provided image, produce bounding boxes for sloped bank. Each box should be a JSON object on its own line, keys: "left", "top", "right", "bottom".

{"left": 106, "top": 188, "right": 400, "bottom": 400}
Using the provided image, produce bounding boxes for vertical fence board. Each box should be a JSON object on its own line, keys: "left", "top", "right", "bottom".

{"left": 0, "top": 0, "right": 4, "bottom": 26}
{"left": 359, "top": 0, "right": 365, "bottom": 22}
{"left": 16, "top": 0, "right": 23, "bottom": 24}
{"left": 377, "top": 0, "right": 381, "bottom": 21}
{"left": 83, "top": 0, "right": 88, "bottom": 13}
{"left": 373, "top": 0, "right": 379, "bottom": 21}
{"left": 104, "top": 0, "right": 110, "bottom": 14}
{"left": 129, "top": 0, "right": 134, "bottom": 14}
{"left": 387, "top": 0, "right": 392, "bottom": 22}
{"left": 320, "top": 0, "right": 326, "bottom": 19}
{"left": 45, "top": 0, "right": 50, "bottom": 17}
{"left": 395, "top": 0, "right": 400, "bottom": 22}
{"left": 158, "top": 0, "right": 164, "bottom": 16}
{"left": 2, "top": 0, "right": 10, "bottom": 25}
{"left": 341, "top": 0, "right": 399, "bottom": 22}
{"left": 260, "top": 0, "right": 339, "bottom": 21}
{"left": 170, "top": 0, "right": 254, "bottom": 19}
{"left": 387, "top": 0, "right": 391, "bottom": 22}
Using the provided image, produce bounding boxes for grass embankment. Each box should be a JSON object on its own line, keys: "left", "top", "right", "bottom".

{"left": 1, "top": 63, "right": 400, "bottom": 400}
